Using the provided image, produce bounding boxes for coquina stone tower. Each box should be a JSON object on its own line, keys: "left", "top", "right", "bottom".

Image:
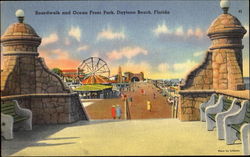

{"left": 178, "top": 0, "right": 247, "bottom": 121}
{"left": 208, "top": 12, "right": 246, "bottom": 90}
{"left": 1, "top": 10, "right": 88, "bottom": 124}
{"left": 1, "top": 10, "right": 41, "bottom": 95}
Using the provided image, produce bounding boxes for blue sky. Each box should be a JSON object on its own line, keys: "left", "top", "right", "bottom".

{"left": 1, "top": 0, "right": 249, "bottom": 79}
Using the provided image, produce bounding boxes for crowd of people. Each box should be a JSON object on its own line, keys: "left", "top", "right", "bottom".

{"left": 111, "top": 83, "right": 161, "bottom": 119}
{"left": 111, "top": 105, "right": 122, "bottom": 119}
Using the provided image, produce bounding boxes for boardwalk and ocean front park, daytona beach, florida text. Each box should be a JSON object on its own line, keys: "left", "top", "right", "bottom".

{"left": 35, "top": 10, "right": 170, "bottom": 15}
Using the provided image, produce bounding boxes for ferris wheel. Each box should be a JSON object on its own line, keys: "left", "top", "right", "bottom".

{"left": 77, "top": 57, "right": 110, "bottom": 80}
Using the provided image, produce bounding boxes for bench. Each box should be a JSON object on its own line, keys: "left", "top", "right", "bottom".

{"left": 241, "top": 123, "right": 250, "bottom": 155}
{"left": 224, "top": 100, "right": 250, "bottom": 145}
{"left": 1, "top": 100, "right": 32, "bottom": 140}
{"left": 205, "top": 95, "right": 240, "bottom": 131}
{"left": 200, "top": 93, "right": 218, "bottom": 122}
{"left": 215, "top": 99, "right": 242, "bottom": 140}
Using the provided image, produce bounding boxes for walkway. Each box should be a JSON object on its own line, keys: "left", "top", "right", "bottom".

{"left": 85, "top": 82, "right": 172, "bottom": 119}
{"left": 1, "top": 119, "right": 242, "bottom": 156}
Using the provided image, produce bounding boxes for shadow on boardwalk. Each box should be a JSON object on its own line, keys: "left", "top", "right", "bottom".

{"left": 1, "top": 120, "right": 121, "bottom": 156}
{"left": 1, "top": 119, "right": 243, "bottom": 156}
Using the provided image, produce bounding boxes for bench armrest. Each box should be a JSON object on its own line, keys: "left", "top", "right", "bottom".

{"left": 224, "top": 100, "right": 249, "bottom": 125}
{"left": 200, "top": 93, "right": 217, "bottom": 109}
{"left": 205, "top": 95, "right": 224, "bottom": 114}
{"left": 13, "top": 100, "right": 32, "bottom": 118}
{"left": 241, "top": 123, "right": 250, "bottom": 155}
{"left": 1, "top": 113, "right": 14, "bottom": 121}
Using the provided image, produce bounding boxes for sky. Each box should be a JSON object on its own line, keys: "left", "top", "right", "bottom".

{"left": 1, "top": 0, "right": 249, "bottom": 79}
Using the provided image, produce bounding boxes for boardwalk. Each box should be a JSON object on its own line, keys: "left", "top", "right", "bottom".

{"left": 85, "top": 82, "right": 172, "bottom": 119}
{"left": 1, "top": 119, "right": 242, "bottom": 156}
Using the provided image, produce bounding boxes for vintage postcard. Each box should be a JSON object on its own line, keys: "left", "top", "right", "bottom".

{"left": 1, "top": 0, "right": 249, "bottom": 156}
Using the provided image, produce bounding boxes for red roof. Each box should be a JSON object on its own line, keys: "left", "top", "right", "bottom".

{"left": 61, "top": 69, "right": 77, "bottom": 73}
{"left": 63, "top": 74, "right": 85, "bottom": 77}
{"left": 109, "top": 80, "right": 118, "bottom": 83}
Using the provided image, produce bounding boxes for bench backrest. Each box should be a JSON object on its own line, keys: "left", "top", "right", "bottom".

{"left": 243, "top": 102, "right": 250, "bottom": 123}
{"left": 222, "top": 97, "right": 241, "bottom": 112}
{"left": 222, "top": 97, "right": 233, "bottom": 112}
{"left": 214, "top": 95, "right": 219, "bottom": 103}
{"left": 1, "top": 101, "right": 16, "bottom": 116}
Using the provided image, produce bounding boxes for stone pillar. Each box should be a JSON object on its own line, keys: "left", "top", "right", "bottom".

{"left": 1, "top": 18, "right": 41, "bottom": 96}
{"left": 208, "top": 13, "right": 246, "bottom": 90}
{"left": 1, "top": 10, "right": 88, "bottom": 124}
{"left": 178, "top": 2, "right": 247, "bottom": 121}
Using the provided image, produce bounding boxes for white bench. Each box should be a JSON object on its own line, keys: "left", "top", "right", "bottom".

{"left": 241, "top": 123, "right": 250, "bottom": 155}
{"left": 200, "top": 93, "right": 218, "bottom": 122}
{"left": 205, "top": 96, "right": 241, "bottom": 131}
{"left": 1, "top": 100, "right": 32, "bottom": 140}
{"left": 215, "top": 99, "right": 241, "bottom": 140}
{"left": 224, "top": 100, "right": 250, "bottom": 155}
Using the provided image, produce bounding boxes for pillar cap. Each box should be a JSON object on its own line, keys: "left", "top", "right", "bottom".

{"left": 207, "top": 13, "right": 246, "bottom": 38}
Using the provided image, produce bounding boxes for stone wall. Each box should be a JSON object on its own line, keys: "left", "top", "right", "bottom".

{"left": 35, "top": 57, "right": 71, "bottom": 93}
{"left": 0, "top": 54, "right": 89, "bottom": 124}
{"left": 181, "top": 51, "right": 213, "bottom": 90}
{"left": 1, "top": 54, "right": 37, "bottom": 96}
{"left": 1, "top": 93, "right": 89, "bottom": 124}
{"left": 1, "top": 55, "right": 71, "bottom": 96}
{"left": 178, "top": 90, "right": 214, "bottom": 121}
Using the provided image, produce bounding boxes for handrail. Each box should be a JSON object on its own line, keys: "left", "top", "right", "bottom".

{"left": 1, "top": 93, "right": 78, "bottom": 101}
{"left": 178, "top": 89, "right": 249, "bottom": 100}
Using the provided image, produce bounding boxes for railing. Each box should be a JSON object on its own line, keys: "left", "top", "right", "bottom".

{"left": 156, "top": 84, "right": 180, "bottom": 119}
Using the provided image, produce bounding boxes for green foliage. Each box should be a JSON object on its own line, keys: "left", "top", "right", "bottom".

{"left": 66, "top": 78, "right": 73, "bottom": 82}
{"left": 52, "top": 68, "right": 63, "bottom": 76}
{"left": 74, "top": 84, "right": 112, "bottom": 91}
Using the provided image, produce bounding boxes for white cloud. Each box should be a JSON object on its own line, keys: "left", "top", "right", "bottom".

{"left": 194, "top": 28, "right": 204, "bottom": 38}
{"left": 40, "top": 49, "right": 80, "bottom": 69}
{"left": 187, "top": 28, "right": 194, "bottom": 36}
{"left": 50, "top": 48, "right": 69, "bottom": 59}
{"left": 68, "top": 26, "right": 81, "bottom": 41}
{"left": 41, "top": 33, "right": 58, "bottom": 46}
{"left": 107, "top": 46, "right": 148, "bottom": 60}
{"left": 77, "top": 45, "right": 89, "bottom": 52}
{"left": 97, "top": 27, "right": 125, "bottom": 40}
{"left": 91, "top": 51, "right": 100, "bottom": 58}
{"left": 175, "top": 26, "right": 184, "bottom": 36}
{"left": 193, "top": 51, "right": 204, "bottom": 57}
{"left": 153, "top": 22, "right": 171, "bottom": 36}
{"left": 109, "top": 61, "right": 152, "bottom": 76}
{"left": 153, "top": 22, "right": 205, "bottom": 39}
{"left": 157, "top": 63, "right": 169, "bottom": 73}
{"left": 173, "top": 59, "right": 198, "bottom": 75}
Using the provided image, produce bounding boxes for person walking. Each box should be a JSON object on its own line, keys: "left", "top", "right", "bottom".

{"left": 116, "top": 105, "right": 122, "bottom": 119}
{"left": 147, "top": 100, "right": 151, "bottom": 112}
{"left": 128, "top": 97, "right": 133, "bottom": 106}
{"left": 111, "top": 105, "right": 116, "bottom": 119}
{"left": 141, "top": 89, "right": 144, "bottom": 95}
{"left": 153, "top": 93, "right": 156, "bottom": 99}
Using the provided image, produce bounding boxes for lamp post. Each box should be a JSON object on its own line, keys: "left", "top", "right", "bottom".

{"left": 220, "top": 0, "right": 230, "bottom": 14}
{"left": 15, "top": 9, "right": 24, "bottom": 23}
{"left": 124, "top": 98, "right": 127, "bottom": 120}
